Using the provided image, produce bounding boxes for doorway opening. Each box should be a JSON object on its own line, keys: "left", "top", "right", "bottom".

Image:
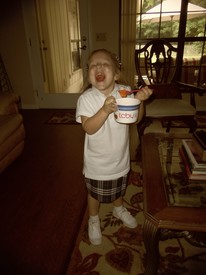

{"left": 35, "top": 0, "right": 84, "bottom": 93}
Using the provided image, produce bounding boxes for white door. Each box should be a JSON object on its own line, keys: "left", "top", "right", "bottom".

{"left": 22, "top": 0, "right": 89, "bottom": 108}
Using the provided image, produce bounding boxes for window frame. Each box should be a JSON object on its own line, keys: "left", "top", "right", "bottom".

{"left": 136, "top": 0, "right": 206, "bottom": 85}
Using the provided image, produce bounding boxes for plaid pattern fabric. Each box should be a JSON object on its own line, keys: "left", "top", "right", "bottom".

{"left": 85, "top": 175, "right": 128, "bottom": 203}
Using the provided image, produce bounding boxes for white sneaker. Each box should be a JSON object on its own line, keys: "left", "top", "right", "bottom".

{"left": 88, "top": 219, "right": 102, "bottom": 245}
{"left": 113, "top": 207, "right": 137, "bottom": 228}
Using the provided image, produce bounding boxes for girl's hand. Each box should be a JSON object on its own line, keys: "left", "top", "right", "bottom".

{"left": 102, "top": 96, "right": 117, "bottom": 114}
{"left": 134, "top": 86, "right": 153, "bottom": 101}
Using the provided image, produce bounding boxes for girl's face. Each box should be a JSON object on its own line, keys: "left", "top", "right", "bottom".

{"left": 88, "top": 51, "right": 119, "bottom": 96}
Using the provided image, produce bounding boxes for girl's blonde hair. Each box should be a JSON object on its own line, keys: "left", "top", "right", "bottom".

{"left": 81, "top": 49, "right": 128, "bottom": 92}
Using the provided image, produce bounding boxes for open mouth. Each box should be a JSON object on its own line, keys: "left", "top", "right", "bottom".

{"left": 96, "top": 74, "right": 105, "bottom": 82}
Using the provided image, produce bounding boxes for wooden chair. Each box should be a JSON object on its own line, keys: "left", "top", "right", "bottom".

{"left": 178, "top": 54, "right": 206, "bottom": 99}
{"left": 135, "top": 39, "right": 198, "bottom": 138}
{"left": 195, "top": 55, "right": 206, "bottom": 90}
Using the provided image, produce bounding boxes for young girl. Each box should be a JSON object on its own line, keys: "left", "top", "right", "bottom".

{"left": 76, "top": 49, "right": 152, "bottom": 245}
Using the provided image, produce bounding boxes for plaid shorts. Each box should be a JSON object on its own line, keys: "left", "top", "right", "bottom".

{"left": 85, "top": 175, "right": 128, "bottom": 203}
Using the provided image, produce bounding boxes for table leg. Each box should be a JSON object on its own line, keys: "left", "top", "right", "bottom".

{"left": 143, "top": 218, "right": 161, "bottom": 275}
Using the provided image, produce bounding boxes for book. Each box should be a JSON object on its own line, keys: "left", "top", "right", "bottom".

{"left": 192, "top": 135, "right": 206, "bottom": 161}
{"left": 181, "top": 144, "right": 206, "bottom": 176}
{"left": 182, "top": 139, "right": 206, "bottom": 170}
{"left": 179, "top": 147, "right": 206, "bottom": 180}
{"left": 193, "top": 130, "right": 206, "bottom": 150}
{"left": 180, "top": 146, "right": 206, "bottom": 174}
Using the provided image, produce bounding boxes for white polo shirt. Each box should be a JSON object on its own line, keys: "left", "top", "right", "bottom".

{"left": 76, "top": 84, "right": 132, "bottom": 180}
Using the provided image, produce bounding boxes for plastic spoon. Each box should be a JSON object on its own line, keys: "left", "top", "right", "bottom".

{"left": 119, "top": 88, "right": 142, "bottom": 98}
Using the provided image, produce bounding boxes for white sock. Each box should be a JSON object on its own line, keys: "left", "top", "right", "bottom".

{"left": 114, "top": 205, "right": 124, "bottom": 213}
{"left": 89, "top": 215, "right": 99, "bottom": 222}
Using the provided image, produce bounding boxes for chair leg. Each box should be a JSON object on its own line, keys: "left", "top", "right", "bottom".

{"left": 189, "top": 118, "right": 197, "bottom": 133}
{"left": 166, "top": 120, "right": 171, "bottom": 132}
{"left": 137, "top": 117, "right": 153, "bottom": 138}
{"left": 136, "top": 117, "right": 153, "bottom": 161}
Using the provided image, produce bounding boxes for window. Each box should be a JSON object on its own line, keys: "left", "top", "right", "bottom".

{"left": 68, "top": 0, "right": 81, "bottom": 71}
{"left": 136, "top": 0, "right": 206, "bottom": 87}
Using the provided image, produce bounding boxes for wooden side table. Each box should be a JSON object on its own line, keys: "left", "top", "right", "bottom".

{"left": 141, "top": 133, "right": 206, "bottom": 275}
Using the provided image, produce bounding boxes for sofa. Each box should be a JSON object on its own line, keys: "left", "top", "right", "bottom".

{"left": 0, "top": 93, "right": 25, "bottom": 173}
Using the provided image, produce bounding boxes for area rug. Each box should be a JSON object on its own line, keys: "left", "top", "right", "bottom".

{"left": 46, "top": 110, "right": 77, "bottom": 124}
{"left": 67, "top": 163, "right": 206, "bottom": 275}
{"left": 162, "top": 114, "right": 206, "bottom": 129}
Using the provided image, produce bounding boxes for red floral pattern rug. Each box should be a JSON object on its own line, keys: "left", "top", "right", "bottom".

{"left": 67, "top": 163, "right": 206, "bottom": 275}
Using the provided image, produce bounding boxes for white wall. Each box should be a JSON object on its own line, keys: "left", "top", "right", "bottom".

{"left": 88, "top": 0, "right": 120, "bottom": 56}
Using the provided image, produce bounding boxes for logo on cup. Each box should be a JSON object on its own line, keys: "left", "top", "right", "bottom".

{"left": 118, "top": 112, "right": 138, "bottom": 119}
{"left": 115, "top": 98, "right": 140, "bottom": 124}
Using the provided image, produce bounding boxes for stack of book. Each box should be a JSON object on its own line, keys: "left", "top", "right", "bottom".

{"left": 192, "top": 130, "right": 206, "bottom": 161}
{"left": 179, "top": 130, "right": 206, "bottom": 181}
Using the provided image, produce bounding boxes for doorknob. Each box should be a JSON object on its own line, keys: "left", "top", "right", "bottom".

{"left": 79, "top": 45, "right": 87, "bottom": 50}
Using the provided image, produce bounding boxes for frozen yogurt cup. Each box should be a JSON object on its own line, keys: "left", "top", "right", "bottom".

{"left": 114, "top": 98, "right": 140, "bottom": 124}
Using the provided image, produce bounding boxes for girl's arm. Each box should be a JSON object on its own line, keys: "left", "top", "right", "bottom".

{"left": 134, "top": 86, "right": 153, "bottom": 123}
{"left": 81, "top": 96, "right": 116, "bottom": 135}
{"left": 134, "top": 86, "right": 153, "bottom": 101}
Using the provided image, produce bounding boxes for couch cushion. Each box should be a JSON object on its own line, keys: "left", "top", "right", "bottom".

{"left": 0, "top": 114, "right": 23, "bottom": 145}
{"left": 0, "top": 123, "right": 25, "bottom": 159}
{"left": 0, "top": 93, "right": 19, "bottom": 115}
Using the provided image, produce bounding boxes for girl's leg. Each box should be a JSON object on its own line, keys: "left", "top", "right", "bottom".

{"left": 87, "top": 194, "right": 102, "bottom": 245}
{"left": 113, "top": 196, "right": 123, "bottom": 207}
{"left": 112, "top": 196, "right": 137, "bottom": 228}
{"left": 88, "top": 194, "right": 100, "bottom": 216}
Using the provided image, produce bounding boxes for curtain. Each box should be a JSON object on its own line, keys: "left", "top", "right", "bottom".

{"left": 121, "top": 0, "right": 137, "bottom": 87}
{"left": 121, "top": 0, "right": 141, "bottom": 160}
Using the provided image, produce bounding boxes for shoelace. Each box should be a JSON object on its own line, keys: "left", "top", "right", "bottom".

{"left": 118, "top": 208, "right": 132, "bottom": 219}
{"left": 90, "top": 221, "right": 100, "bottom": 229}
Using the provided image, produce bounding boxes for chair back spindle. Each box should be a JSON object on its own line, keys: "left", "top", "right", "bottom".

{"left": 136, "top": 39, "right": 178, "bottom": 87}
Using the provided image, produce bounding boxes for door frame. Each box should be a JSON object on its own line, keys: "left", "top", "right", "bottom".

{"left": 22, "top": 0, "right": 89, "bottom": 109}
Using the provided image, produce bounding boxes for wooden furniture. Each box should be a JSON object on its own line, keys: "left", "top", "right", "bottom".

{"left": 0, "top": 56, "right": 24, "bottom": 172}
{"left": 194, "top": 55, "right": 206, "bottom": 89}
{"left": 135, "top": 39, "right": 197, "bottom": 136}
{"left": 0, "top": 55, "right": 13, "bottom": 93}
{"left": 0, "top": 109, "right": 87, "bottom": 274}
{"left": 0, "top": 93, "right": 25, "bottom": 173}
{"left": 141, "top": 133, "right": 206, "bottom": 275}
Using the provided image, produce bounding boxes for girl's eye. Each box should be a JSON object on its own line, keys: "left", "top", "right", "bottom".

{"left": 89, "top": 63, "right": 111, "bottom": 69}
{"left": 102, "top": 63, "right": 110, "bottom": 68}
{"left": 89, "top": 64, "right": 96, "bottom": 69}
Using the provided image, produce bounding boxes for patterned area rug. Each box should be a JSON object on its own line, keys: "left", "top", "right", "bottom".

{"left": 46, "top": 110, "right": 77, "bottom": 124}
{"left": 67, "top": 163, "right": 206, "bottom": 275}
